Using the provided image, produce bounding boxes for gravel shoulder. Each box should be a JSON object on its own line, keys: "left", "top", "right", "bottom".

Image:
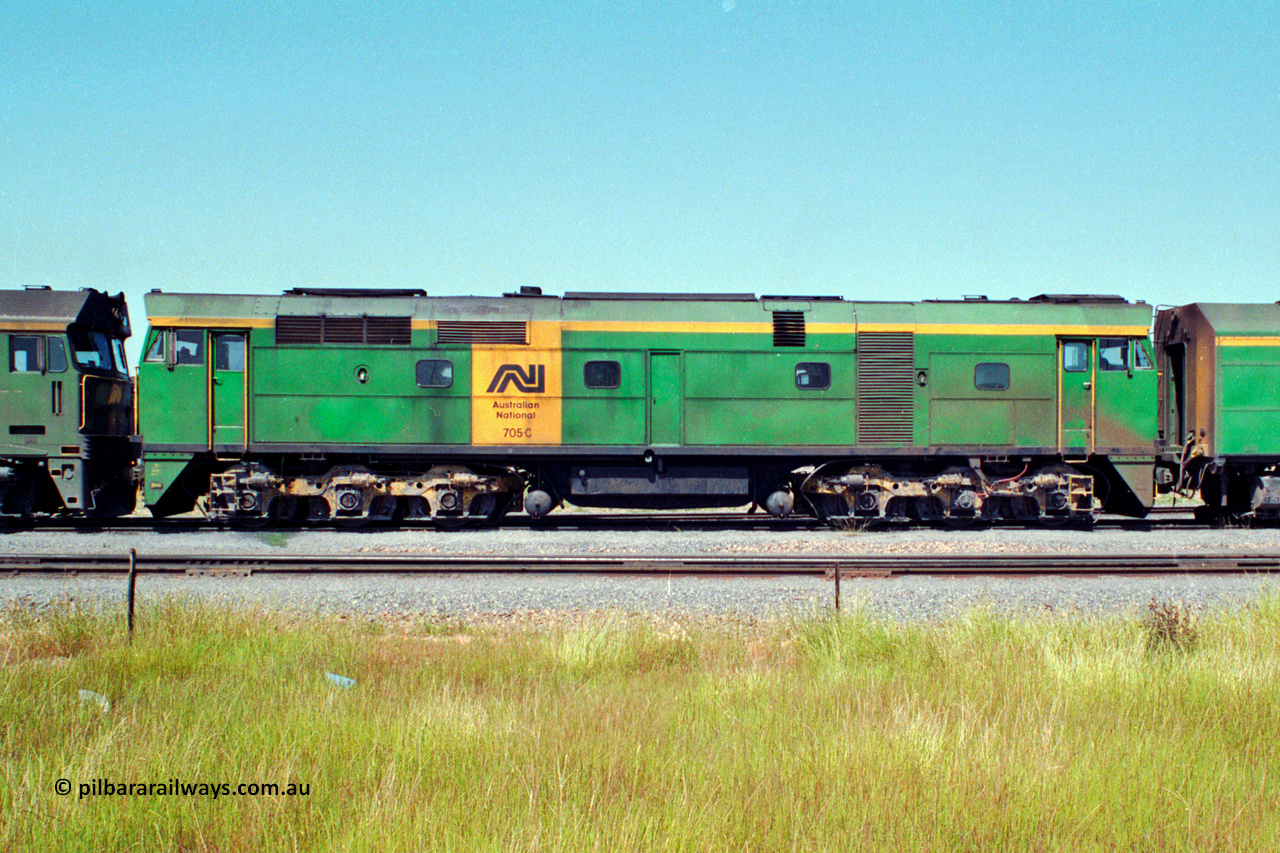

{"left": 3, "top": 519, "right": 1278, "bottom": 624}
{"left": 4, "top": 515, "right": 1280, "bottom": 560}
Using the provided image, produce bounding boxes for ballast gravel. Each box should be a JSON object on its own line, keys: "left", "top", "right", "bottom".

{"left": 2, "top": 514, "right": 1278, "bottom": 625}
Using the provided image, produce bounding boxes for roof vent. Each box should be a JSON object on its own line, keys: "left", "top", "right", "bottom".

{"left": 275, "top": 315, "right": 410, "bottom": 345}
{"left": 772, "top": 311, "right": 806, "bottom": 347}
{"left": 437, "top": 320, "right": 528, "bottom": 345}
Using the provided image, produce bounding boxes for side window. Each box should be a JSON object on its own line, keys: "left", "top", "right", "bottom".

{"left": 1099, "top": 337, "right": 1128, "bottom": 371}
{"left": 144, "top": 330, "right": 167, "bottom": 363}
{"left": 47, "top": 338, "right": 67, "bottom": 373}
{"left": 795, "top": 362, "right": 831, "bottom": 390}
{"left": 69, "top": 329, "right": 111, "bottom": 370}
{"left": 214, "top": 334, "right": 245, "bottom": 371}
{"left": 9, "top": 336, "right": 41, "bottom": 372}
{"left": 1133, "top": 339, "right": 1154, "bottom": 370}
{"left": 1063, "top": 342, "right": 1089, "bottom": 373}
{"left": 416, "top": 359, "right": 453, "bottom": 388}
{"left": 112, "top": 339, "right": 128, "bottom": 374}
{"left": 974, "top": 362, "right": 1010, "bottom": 391}
{"left": 584, "top": 360, "right": 621, "bottom": 389}
{"left": 175, "top": 330, "right": 204, "bottom": 365}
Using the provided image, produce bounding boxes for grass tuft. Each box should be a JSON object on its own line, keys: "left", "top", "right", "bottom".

{"left": 1145, "top": 597, "right": 1199, "bottom": 654}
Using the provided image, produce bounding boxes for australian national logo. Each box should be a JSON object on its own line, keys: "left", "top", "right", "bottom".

{"left": 486, "top": 364, "right": 546, "bottom": 394}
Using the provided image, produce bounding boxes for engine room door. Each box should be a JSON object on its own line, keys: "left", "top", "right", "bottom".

{"left": 1058, "top": 339, "right": 1094, "bottom": 457}
{"left": 210, "top": 332, "right": 246, "bottom": 449}
{"left": 649, "top": 352, "right": 681, "bottom": 445}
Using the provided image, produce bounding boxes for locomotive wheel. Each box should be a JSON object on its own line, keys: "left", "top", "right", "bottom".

{"left": 229, "top": 496, "right": 298, "bottom": 530}
{"left": 812, "top": 495, "right": 850, "bottom": 523}
{"left": 912, "top": 496, "right": 945, "bottom": 523}
{"left": 941, "top": 495, "right": 997, "bottom": 528}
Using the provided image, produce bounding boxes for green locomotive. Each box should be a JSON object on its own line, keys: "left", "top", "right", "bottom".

{"left": 0, "top": 287, "right": 137, "bottom": 521}
{"left": 1155, "top": 303, "right": 1280, "bottom": 519}
{"left": 137, "top": 288, "right": 1159, "bottom": 526}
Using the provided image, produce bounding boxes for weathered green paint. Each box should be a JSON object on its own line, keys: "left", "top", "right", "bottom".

{"left": 211, "top": 332, "right": 245, "bottom": 447}
{"left": 2, "top": 338, "right": 79, "bottom": 456}
{"left": 1059, "top": 339, "right": 1094, "bottom": 453}
{"left": 683, "top": 351, "right": 856, "bottom": 447}
{"left": 927, "top": 351, "right": 1056, "bottom": 447}
{"left": 1155, "top": 304, "right": 1280, "bottom": 460}
{"left": 560, "top": 350, "right": 646, "bottom": 446}
{"left": 1095, "top": 350, "right": 1159, "bottom": 449}
{"left": 248, "top": 346, "right": 472, "bottom": 446}
{"left": 140, "top": 291, "right": 1157, "bottom": 458}
{"left": 138, "top": 356, "right": 207, "bottom": 447}
{"left": 648, "top": 352, "right": 681, "bottom": 445}
{"left": 2, "top": 288, "right": 135, "bottom": 517}
{"left": 141, "top": 456, "right": 191, "bottom": 507}
{"left": 1217, "top": 346, "right": 1280, "bottom": 455}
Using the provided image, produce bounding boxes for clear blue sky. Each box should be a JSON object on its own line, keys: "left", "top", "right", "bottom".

{"left": 3, "top": 2, "right": 1278, "bottom": 358}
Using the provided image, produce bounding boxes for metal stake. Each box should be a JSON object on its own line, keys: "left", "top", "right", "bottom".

{"left": 127, "top": 548, "right": 137, "bottom": 643}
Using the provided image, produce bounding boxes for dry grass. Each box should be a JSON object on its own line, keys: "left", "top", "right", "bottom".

{"left": 3, "top": 591, "right": 1279, "bottom": 851}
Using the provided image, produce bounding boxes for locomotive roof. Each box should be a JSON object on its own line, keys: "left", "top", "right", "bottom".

{"left": 145, "top": 289, "right": 1152, "bottom": 334}
{"left": 1168, "top": 303, "right": 1280, "bottom": 337}
{"left": 0, "top": 287, "right": 131, "bottom": 336}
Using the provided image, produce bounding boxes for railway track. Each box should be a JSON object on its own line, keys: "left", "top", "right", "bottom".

{"left": 9, "top": 506, "right": 1205, "bottom": 533}
{"left": 3, "top": 550, "right": 1277, "bottom": 576}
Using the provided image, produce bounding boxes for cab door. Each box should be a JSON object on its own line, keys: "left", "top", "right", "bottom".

{"left": 1094, "top": 337, "right": 1159, "bottom": 451}
{"left": 210, "top": 333, "right": 246, "bottom": 449}
{"left": 1059, "top": 339, "right": 1094, "bottom": 457}
{"left": 138, "top": 328, "right": 209, "bottom": 448}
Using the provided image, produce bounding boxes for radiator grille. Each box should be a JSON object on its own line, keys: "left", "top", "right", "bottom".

{"left": 436, "top": 321, "right": 529, "bottom": 345}
{"left": 772, "top": 311, "right": 806, "bottom": 347}
{"left": 365, "top": 317, "right": 412, "bottom": 345}
{"left": 857, "top": 332, "right": 915, "bottom": 445}
{"left": 274, "top": 316, "right": 410, "bottom": 345}
{"left": 274, "top": 316, "right": 322, "bottom": 344}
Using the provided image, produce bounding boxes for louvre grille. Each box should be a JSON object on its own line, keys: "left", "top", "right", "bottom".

{"left": 274, "top": 315, "right": 411, "bottom": 345}
{"left": 275, "top": 316, "right": 322, "bottom": 344}
{"left": 857, "top": 332, "right": 915, "bottom": 445}
{"left": 324, "top": 316, "right": 365, "bottom": 343}
{"left": 364, "top": 317, "right": 412, "bottom": 345}
{"left": 436, "top": 321, "right": 529, "bottom": 345}
{"left": 772, "top": 311, "right": 806, "bottom": 347}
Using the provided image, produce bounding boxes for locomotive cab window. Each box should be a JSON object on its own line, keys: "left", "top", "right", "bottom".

{"left": 584, "top": 360, "right": 621, "bottom": 389}
{"left": 175, "top": 330, "right": 204, "bottom": 365}
{"left": 974, "top": 362, "right": 1010, "bottom": 391}
{"left": 1133, "top": 339, "right": 1154, "bottom": 369}
{"left": 9, "top": 336, "right": 41, "bottom": 372}
{"left": 795, "top": 362, "right": 831, "bottom": 390}
{"left": 1099, "top": 338, "right": 1128, "bottom": 371}
{"left": 69, "top": 328, "right": 117, "bottom": 374}
{"left": 144, "top": 330, "right": 166, "bottom": 363}
{"left": 214, "top": 334, "right": 245, "bottom": 371}
{"left": 416, "top": 359, "right": 453, "bottom": 388}
{"left": 46, "top": 338, "right": 67, "bottom": 373}
{"left": 1063, "top": 342, "right": 1089, "bottom": 372}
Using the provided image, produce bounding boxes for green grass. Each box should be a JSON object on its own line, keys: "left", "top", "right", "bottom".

{"left": 3, "top": 592, "right": 1279, "bottom": 851}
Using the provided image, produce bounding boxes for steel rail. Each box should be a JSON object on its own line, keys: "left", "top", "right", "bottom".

{"left": 3, "top": 551, "right": 1278, "bottom": 576}
{"left": 16, "top": 508, "right": 1202, "bottom": 532}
